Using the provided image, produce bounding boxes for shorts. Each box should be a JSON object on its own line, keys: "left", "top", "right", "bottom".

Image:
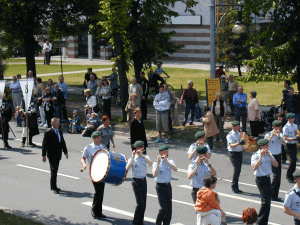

{"left": 156, "top": 112, "right": 169, "bottom": 132}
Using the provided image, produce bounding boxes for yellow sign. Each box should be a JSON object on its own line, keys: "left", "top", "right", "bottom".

{"left": 206, "top": 79, "right": 221, "bottom": 105}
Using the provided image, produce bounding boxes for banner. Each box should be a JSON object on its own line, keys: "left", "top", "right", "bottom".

{"left": 205, "top": 79, "right": 221, "bottom": 105}
{"left": 0, "top": 80, "right": 6, "bottom": 106}
{"left": 20, "top": 79, "right": 34, "bottom": 112}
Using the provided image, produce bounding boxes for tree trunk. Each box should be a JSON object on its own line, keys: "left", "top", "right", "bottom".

{"left": 0, "top": 59, "right": 3, "bottom": 80}
{"left": 296, "top": 65, "right": 300, "bottom": 91}
{"left": 133, "top": 54, "right": 143, "bottom": 82}
{"left": 24, "top": 35, "right": 37, "bottom": 77}
{"left": 113, "top": 32, "right": 128, "bottom": 122}
{"left": 237, "top": 64, "right": 242, "bottom": 76}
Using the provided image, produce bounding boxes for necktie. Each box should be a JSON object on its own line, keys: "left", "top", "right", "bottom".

{"left": 55, "top": 129, "right": 61, "bottom": 142}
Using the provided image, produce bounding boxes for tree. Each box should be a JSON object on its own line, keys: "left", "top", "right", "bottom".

{"left": 0, "top": 0, "right": 100, "bottom": 77}
{"left": 0, "top": 31, "right": 8, "bottom": 80}
{"left": 216, "top": 2, "right": 253, "bottom": 77}
{"left": 242, "top": 0, "right": 300, "bottom": 90}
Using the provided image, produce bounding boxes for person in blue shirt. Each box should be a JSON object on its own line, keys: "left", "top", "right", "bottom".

{"left": 233, "top": 86, "right": 247, "bottom": 132}
{"left": 9, "top": 76, "right": 23, "bottom": 110}
{"left": 57, "top": 76, "right": 68, "bottom": 121}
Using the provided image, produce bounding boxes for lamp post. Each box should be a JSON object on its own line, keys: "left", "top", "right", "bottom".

{"left": 209, "top": 1, "right": 246, "bottom": 78}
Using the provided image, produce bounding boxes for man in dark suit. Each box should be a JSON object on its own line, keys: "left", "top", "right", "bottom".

{"left": 138, "top": 71, "right": 149, "bottom": 120}
{"left": 52, "top": 84, "right": 64, "bottom": 123}
{"left": 42, "top": 117, "right": 68, "bottom": 193}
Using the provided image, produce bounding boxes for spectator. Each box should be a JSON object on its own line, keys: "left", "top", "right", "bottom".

{"left": 57, "top": 75, "right": 67, "bottom": 121}
{"left": 125, "top": 93, "right": 140, "bottom": 124}
{"left": 153, "top": 85, "right": 170, "bottom": 144}
{"left": 200, "top": 106, "right": 219, "bottom": 150}
{"left": 180, "top": 80, "right": 199, "bottom": 126}
{"left": 84, "top": 68, "right": 97, "bottom": 88}
{"left": 88, "top": 113, "right": 99, "bottom": 129}
{"left": 42, "top": 87, "right": 54, "bottom": 128}
{"left": 87, "top": 73, "right": 98, "bottom": 95}
{"left": 97, "top": 115, "right": 115, "bottom": 150}
{"left": 288, "top": 87, "right": 300, "bottom": 127}
{"left": 216, "top": 65, "right": 226, "bottom": 78}
{"left": 128, "top": 77, "right": 143, "bottom": 105}
{"left": 46, "top": 79, "right": 55, "bottom": 93}
{"left": 163, "top": 83, "right": 177, "bottom": 134}
{"left": 155, "top": 63, "right": 170, "bottom": 78}
{"left": 228, "top": 75, "right": 239, "bottom": 115}
{"left": 154, "top": 63, "right": 170, "bottom": 94}
{"left": 149, "top": 68, "right": 163, "bottom": 94}
{"left": 71, "top": 110, "right": 81, "bottom": 134}
{"left": 82, "top": 108, "right": 95, "bottom": 137}
{"left": 9, "top": 75, "right": 22, "bottom": 111}
{"left": 38, "top": 84, "right": 47, "bottom": 127}
{"left": 17, "top": 74, "right": 21, "bottom": 80}
{"left": 220, "top": 75, "right": 229, "bottom": 106}
{"left": 211, "top": 92, "right": 226, "bottom": 142}
{"left": 248, "top": 90, "right": 261, "bottom": 137}
{"left": 233, "top": 86, "right": 247, "bottom": 133}
{"left": 242, "top": 207, "right": 258, "bottom": 225}
{"left": 32, "top": 77, "right": 42, "bottom": 100}
{"left": 15, "top": 106, "right": 22, "bottom": 127}
{"left": 138, "top": 71, "right": 149, "bottom": 120}
{"left": 281, "top": 80, "right": 291, "bottom": 111}
{"left": 130, "top": 108, "right": 148, "bottom": 154}
{"left": 95, "top": 79, "right": 103, "bottom": 116}
{"left": 194, "top": 175, "right": 227, "bottom": 225}
{"left": 43, "top": 40, "right": 52, "bottom": 65}
{"left": 52, "top": 84, "right": 64, "bottom": 123}
{"left": 27, "top": 70, "right": 34, "bottom": 80}
{"left": 84, "top": 89, "right": 97, "bottom": 113}
{"left": 101, "top": 79, "right": 112, "bottom": 119}
{"left": 102, "top": 68, "right": 119, "bottom": 99}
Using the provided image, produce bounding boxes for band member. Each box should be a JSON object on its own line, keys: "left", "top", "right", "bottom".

{"left": 0, "top": 95, "right": 12, "bottom": 148}
{"left": 251, "top": 139, "right": 278, "bottom": 225}
{"left": 20, "top": 98, "right": 39, "bottom": 147}
{"left": 126, "top": 140, "right": 153, "bottom": 225}
{"left": 81, "top": 131, "right": 108, "bottom": 219}
{"left": 227, "top": 120, "right": 245, "bottom": 193}
{"left": 264, "top": 120, "right": 287, "bottom": 201}
{"left": 283, "top": 113, "right": 299, "bottom": 183}
{"left": 187, "top": 145, "right": 216, "bottom": 203}
{"left": 153, "top": 145, "right": 177, "bottom": 225}
{"left": 187, "top": 131, "right": 212, "bottom": 161}
{"left": 284, "top": 171, "right": 300, "bottom": 225}
{"left": 42, "top": 118, "right": 68, "bottom": 193}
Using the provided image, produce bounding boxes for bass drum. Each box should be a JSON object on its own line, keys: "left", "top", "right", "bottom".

{"left": 89, "top": 149, "right": 128, "bottom": 186}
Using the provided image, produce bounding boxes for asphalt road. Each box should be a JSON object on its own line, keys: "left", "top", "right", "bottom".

{"left": 0, "top": 121, "right": 296, "bottom": 225}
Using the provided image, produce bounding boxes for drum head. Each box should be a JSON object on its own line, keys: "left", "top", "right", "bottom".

{"left": 90, "top": 150, "right": 110, "bottom": 182}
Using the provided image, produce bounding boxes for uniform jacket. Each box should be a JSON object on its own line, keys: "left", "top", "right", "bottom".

{"left": 42, "top": 128, "right": 68, "bottom": 161}
{"left": 202, "top": 111, "right": 219, "bottom": 137}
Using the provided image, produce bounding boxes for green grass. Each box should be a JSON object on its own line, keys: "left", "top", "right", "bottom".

{"left": 4, "top": 64, "right": 112, "bottom": 77}
{"left": 0, "top": 210, "right": 44, "bottom": 225}
{"left": 4, "top": 59, "right": 46, "bottom": 63}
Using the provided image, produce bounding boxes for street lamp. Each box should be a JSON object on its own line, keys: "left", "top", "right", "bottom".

{"left": 210, "top": 1, "right": 246, "bottom": 78}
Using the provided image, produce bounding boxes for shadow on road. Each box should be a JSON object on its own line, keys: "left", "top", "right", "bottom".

{"left": 58, "top": 190, "right": 93, "bottom": 199}
{"left": 1, "top": 147, "right": 35, "bottom": 155}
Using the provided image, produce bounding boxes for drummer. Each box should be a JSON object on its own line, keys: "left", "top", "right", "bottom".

{"left": 226, "top": 120, "right": 245, "bottom": 194}
{"left": 126, "top": 140, "right": 153, "bottom": 225}
{"left": 187, "top": 131, "right": 212, "bottom": 161}
{"left": 251, "top": 139, "right": 278, "bottom": 225}
{"left": 187, "top": 145, "right": 216, "bottom": 203}
{"left": 153, "top": 145, "right": 177, "bottom": 225}
{"left": 81, "top": 131, "right": 108, "bottom": 220}
{"left": 264, "top": 120, "right": 287, "bottom": 201}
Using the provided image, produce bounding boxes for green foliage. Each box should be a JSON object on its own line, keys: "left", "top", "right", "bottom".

{"left": 242, "top": 0, "right": 300, "bottom": 89}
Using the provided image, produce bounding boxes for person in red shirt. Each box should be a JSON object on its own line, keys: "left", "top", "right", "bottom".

{"left": 216, "top": 66, "right": 226, "bottom": 78}
{"left": 180, "top": 80, "right": 199, "bottom": 126}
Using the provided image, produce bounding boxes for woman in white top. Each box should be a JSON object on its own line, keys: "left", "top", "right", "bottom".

{"left": 84, "top": 89, "right": 97, "bottom": 113}
{"left": 101, "top": 79, "right": 112, "bottom": 119}
{"left": 248, "top": 90, "right": 261, "bottom": 137}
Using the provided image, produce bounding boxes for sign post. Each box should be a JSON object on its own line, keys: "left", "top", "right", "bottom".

{"left": 53, "top": 41, "right": 69, "bottom": 76}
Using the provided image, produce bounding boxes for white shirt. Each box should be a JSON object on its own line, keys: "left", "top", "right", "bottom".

{"left": 284, "top": 185, "right": 300, "bottom": 218}
{"left": 226, "top": 130, "right": 243, "bottom": 152}
{"left": 251, "top": 150, "right": 274, "bottom": 176}
{"left": 129, "top": 154, "right": 151, "bottom": 178}
{"left": 82, "top": 142, "right": 108, "bottom": 164}
{"left": 188, "top": 161, "right": 211, "bottom": 188}
{"left": 283, "top": 122, "right": 298, "bottom": 144}
{"left": 153, "top": 92, "right": 170, "bottom": 112}
{"left": 43, "top": 43, "right": 52, "bottom": 52}
{"left": 264, "top": 131, "right": 285, "bottom": 155}
{"left": 187, "top": 143, "right": 211, "bottom": 161}
{"left": 152, "top": 159, "right": 176, "bottom": 183}
{"left": 86, "top": 95, "right": 97, "bottom": 108}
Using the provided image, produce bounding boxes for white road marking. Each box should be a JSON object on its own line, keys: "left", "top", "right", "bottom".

{"left": 177, "top": 168, "right": 288, "bottom": 193}
{"left": 178, "top": 185, "right": 283, "bottom": 208}
{"left": 16, "top": 164, "right": 80, "bottom": 180}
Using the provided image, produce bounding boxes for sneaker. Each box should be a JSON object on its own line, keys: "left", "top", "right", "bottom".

{"left": 182, "top": 122, "right": 185, "bottom": 126}
{"left": 189, "top": 122, "right": 194, "bottom": 126}
{"left": 165, "top": 139, "right": 169, "bottom": 144}
{"left": 154, "top": 138, "right": 163, "bottom": 143}
{"left": 43, "top": 124, "right": 48, "bottom": 128}
{"left": 39, "top": 123, "right": 45, "bottom": 127}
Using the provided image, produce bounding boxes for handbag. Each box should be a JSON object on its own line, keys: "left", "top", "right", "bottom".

{"left": 93, "top": 105, "right": 101, "bottom": 113}
{"left": 195, "top": 105, "right": 202, "bottom": 119}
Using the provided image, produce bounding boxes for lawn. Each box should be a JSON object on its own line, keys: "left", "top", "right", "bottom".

{"left": 0, "top": 210, "right": 44, "bottom": 225}
{"left": 4, "top": 64, "right": 293, "bottom": 106}
{"left": 4, "top": 64, "right": 112, "bottom": 77}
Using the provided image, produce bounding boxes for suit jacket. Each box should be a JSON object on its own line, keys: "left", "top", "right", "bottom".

{"left": 42, "top": 128, "right": 68, "bottom": 161}
{"left": 52, "top": 89, "right": 64, "bottom": 106}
